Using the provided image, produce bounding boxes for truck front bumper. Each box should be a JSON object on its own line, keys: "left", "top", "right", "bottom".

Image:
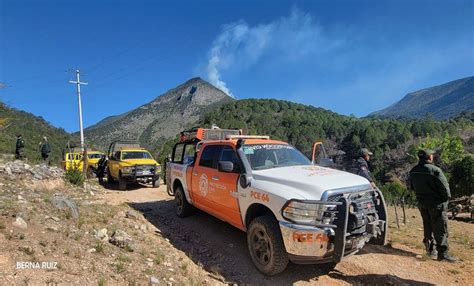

{"left": 121, "top": 173, "right": 159, "bottom": 182}
{"left": 279, "top": 195, "right": 385, "bottom": 264}
{"left": 279, "top": 221, "right": 374, "bottom": 264}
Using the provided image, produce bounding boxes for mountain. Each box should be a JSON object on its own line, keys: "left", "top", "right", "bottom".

{"left": 0, "top": 102, "right": 70, "bottom": 163}
{"left": 371, "top": 76, "right": 474, "bottom": 119}
{"left": 83, "top": 77, "right": 234, "bottom": 153}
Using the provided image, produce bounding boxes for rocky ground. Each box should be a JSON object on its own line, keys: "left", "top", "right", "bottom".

{"left": 0, "top": 161, "right": 217, "bottom": 285}
{"left": 0, "top": 160, "right": 473, "bottom": 285}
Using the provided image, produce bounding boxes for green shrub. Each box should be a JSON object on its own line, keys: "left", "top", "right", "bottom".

{"left": 381, "top": 182, "right": 417, "bottom": 206}
{"left": 449, "top": 155, "right": 474, "bottom": 198}
{"left": 64, "top": 168, "right": 85, "bottom": 186}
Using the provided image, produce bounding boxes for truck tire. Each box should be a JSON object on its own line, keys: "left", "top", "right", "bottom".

{"left": 247, "top": 215, "right": 289, "bottom": 275}
{"left": 175, "top": 185, "right": 194, "bottom": 217}
{"left": 152, "top": 178, "right": 160, "bottom": 188}
{"left": 118, "top": 173, "right": 127, "bottom": 191}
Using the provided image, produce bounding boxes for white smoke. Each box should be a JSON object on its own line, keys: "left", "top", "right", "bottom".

{"left": 205, "top": 8, "right": 326, "bottom": 97}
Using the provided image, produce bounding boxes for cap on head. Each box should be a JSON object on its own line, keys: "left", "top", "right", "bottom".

{"left": 361, "top": 148, "right": 373, "bottom": 156}
{"left": 43, "top": 136, "right": 47, "bottom": 141}
{"left": 417, "top": 148, "right": 434, "bottom": 160}
{"left": 17, "top": 134, "right": 22, "bottom": 138}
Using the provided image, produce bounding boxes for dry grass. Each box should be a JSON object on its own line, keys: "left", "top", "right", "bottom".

{"left": 387, "top": 206, "right": 473, "bottom": 262}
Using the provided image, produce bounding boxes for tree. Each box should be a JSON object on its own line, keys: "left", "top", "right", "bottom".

{"left": 449, "top": 156, "right": 474, "bottom": 198}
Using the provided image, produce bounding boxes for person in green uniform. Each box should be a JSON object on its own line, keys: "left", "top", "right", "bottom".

{"left": 409, "top": 149, "right": 458, "bottom": 262}
{"left": 15, "top": 134, "right": 25, "bottom": 160}
{"left": 39, "top": 136, "right": 51, "bottom": 165}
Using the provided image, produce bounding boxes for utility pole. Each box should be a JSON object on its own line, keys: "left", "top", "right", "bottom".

{"left": 68, "top": 70, "right": 88, "bottom": 151}
{"left": 69, "top": 70, "right": 89, "bottom": 175}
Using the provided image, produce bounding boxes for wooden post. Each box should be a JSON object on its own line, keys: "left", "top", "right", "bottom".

{"left": 401, "top": 197, "right": 407, "bottom": 225}
{"left": 394, "top": 201, "right": 400, "bottom": 229}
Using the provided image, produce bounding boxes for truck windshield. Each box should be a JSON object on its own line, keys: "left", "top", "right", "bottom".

{"left": 242, "top": 144, "right": 310, "bottom": 170}
{"left": 88, "top": 153, "right": 104, "bottom": 159}
{"left": 122, "top": 151, "right": 153, "bottom": 160}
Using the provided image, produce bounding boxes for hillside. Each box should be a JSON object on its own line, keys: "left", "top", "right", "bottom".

{"left": 199, "top": 99, "right": 473, "bottom": 184}
{"left": 83, "top": 77, "right": 233, "bottom": 153}
{"left": 0, "top": 102, "right": 70, "bottom": 164}
{"left": 371, "top": 76, "right": 474, "bottom": 119}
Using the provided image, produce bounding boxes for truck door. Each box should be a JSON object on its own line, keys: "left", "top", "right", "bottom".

{"left": 213, "top": 145, "right": 243, "bottom": 229}
{"left": 109, "top": 151, "right": 121, "bottom": 178}
{"left": 191, "top": 145, "right": 221, "bottom": 211}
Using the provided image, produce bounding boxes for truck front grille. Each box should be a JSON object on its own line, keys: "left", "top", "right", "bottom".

{"left": 134, "top": 165, "right": 156, "bottom": 176}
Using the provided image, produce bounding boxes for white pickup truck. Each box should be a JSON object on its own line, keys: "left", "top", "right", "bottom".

{"left": 166, "top": 128, "right": 388, "bottom": 275}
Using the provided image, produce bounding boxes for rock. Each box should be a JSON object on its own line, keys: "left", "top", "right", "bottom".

{"left": 146, "top": 261, "right": 153, "bottom": 267}
{"left": 17, "top": 195, "right": 24, "bottom": 200}
{"left": 109, "top": 230, "right": 136, "bottom": 251}
{"left": 90, "top": 191, "right": 95, "bottom": 196}
{"left": 115, "top": 211, "right": 126, "bottom": 219}
{"left": 416, "top": 254, "right": 423, "bottom": 260}
{"left": 164, "top": 262, "right": 172, "bottom": 267}
{"left": 50, "top": 216, "right": 60, "bottom": 222}
{"left": 12, "top": 217, "right": 27, "bottom": 229}
{"left": 169, "top": 278, "right": 175, "bottom": 282}
{"left": 146, "top": 258, "right": 153, "bottom": 262}
{"left": 46, "top": 226, "right": 59, "bottom": 232}
{"left": 125, "top": 210, "right": 139, "bottom": 220}
{"left": 139, "top": 224, "right": 147, "bottom": 232}
{"left": 94, "top": 228, "right": 109, "bottom": 241}
{"left": 51, "top": 195, "right": 79, "bottom": 219}
{"left": 18, "top": 245, "right": 34, "bottom": 255}
{"left": 150, "top": 276, "right": 160, "bottom": 285}
{"left": 209, "top": 265, "right": 222, "bottom": 274}
{"left": 87, "top": 248, "right": 97, "bottom": 253}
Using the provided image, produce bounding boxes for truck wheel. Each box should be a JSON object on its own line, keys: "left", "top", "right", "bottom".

{"left": 118, "top": 173, "right": 127, "bottom": 191}
{"left": 175, "top": 185, "right": 194, "bottom": 217}
{"left": 152, "top": 178, "right": 160, "bottom": 188}
{"left": 247, "top": 215, "right": 289, "bottom": 275}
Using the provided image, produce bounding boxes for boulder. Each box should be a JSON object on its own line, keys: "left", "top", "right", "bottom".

{"left": 94, "top": 228, "right": 109, "bottom": 241}
{"left": 51, "top": 195, "right": 79, "bottom": 219}
{"left": 12, "top": 217, "right": 27, "bottom": 229}
{"left": 109, "top": 230, "right": 136, "bottom": 251}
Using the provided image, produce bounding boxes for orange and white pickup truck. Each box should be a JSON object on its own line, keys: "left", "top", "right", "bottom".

{"left": 166, "top": 127, "right": 388, "bottom": 275}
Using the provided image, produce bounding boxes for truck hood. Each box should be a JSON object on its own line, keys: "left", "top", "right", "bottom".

{"left": 121, "top": 159, "right": 158, "bottom": 165}
{"left": 252, "top": 165, "right": 370, "bottom": 200}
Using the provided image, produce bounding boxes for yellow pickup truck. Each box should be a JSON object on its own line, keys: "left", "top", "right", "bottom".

{"left": 106, "top": 141, "right": 161, "bottom": 190}
{"left": 87, "top": 150, "right": 106, "bottom": 174}
{"left": 61, "top": 152, "right": 84, "bottom": 171}
{"left": 61, "top": 147, "right": 105, "bottom": 174}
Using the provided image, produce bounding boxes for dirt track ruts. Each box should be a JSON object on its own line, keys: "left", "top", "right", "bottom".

{"left": 99, "top": 184, "right": 473, "bottom": 285}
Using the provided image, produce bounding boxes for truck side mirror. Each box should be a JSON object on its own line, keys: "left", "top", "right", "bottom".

{"left": 218, "top": 161, "right": 234, "bottom": 173}
{"left": 239, "top": 173, "right": 252, "bottom": 188}
{"left": 317, "top": 157, "right": 334, "bottom": 167}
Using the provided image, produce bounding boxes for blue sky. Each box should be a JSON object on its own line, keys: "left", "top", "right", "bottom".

{"left": 1, "top": 0, "right": 473, "bottom": 132}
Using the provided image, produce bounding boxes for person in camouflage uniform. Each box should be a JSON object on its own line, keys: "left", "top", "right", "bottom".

{"left": 354, "top": 148, "right": 376, "bottom": 188}
{"left": 39, "top": 136, "right": 51, "bottom": 165}
{"left": 15, "top": 134, "right": 25, "bottom": 160}
{"left": 410, "top": 149, "right": 458, "bottom": 262}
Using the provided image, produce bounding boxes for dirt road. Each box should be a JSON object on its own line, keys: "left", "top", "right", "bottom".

{"left": 100, "top": 184, "right": 473, "bottom": 285}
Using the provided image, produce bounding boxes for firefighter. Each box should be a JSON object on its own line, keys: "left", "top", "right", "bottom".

{"left": 15, "top": 134, "right": 25, "bottom": 160}
{"left": 39, "top": 136, "right": 51, "bottom": 165}
{"left": 96, "top": 156, "right": 108, "bottom": 183}
{"left": 410, "top": 149, "right": 458, "bottom": 262}
{"left": 354, "top": 148, "right": 376, "bottom": 188}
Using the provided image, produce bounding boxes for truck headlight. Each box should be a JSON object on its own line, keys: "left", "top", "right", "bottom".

{"left": 122, "top": 166, "right": 134, "bottom": 173}
{"left": 156, "top": 165, "right": 161, "bottom": 173}
{"left": 282, "top": 200, "right": 337, "bottom": 226}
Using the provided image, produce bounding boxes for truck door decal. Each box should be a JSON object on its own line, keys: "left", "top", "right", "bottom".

{"left": 199, "top": 173, "right": 209, "bottom": 197}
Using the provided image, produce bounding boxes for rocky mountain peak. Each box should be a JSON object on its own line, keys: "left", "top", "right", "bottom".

{"left": 83, "top": 78, "right": 234, "bottom": 152}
